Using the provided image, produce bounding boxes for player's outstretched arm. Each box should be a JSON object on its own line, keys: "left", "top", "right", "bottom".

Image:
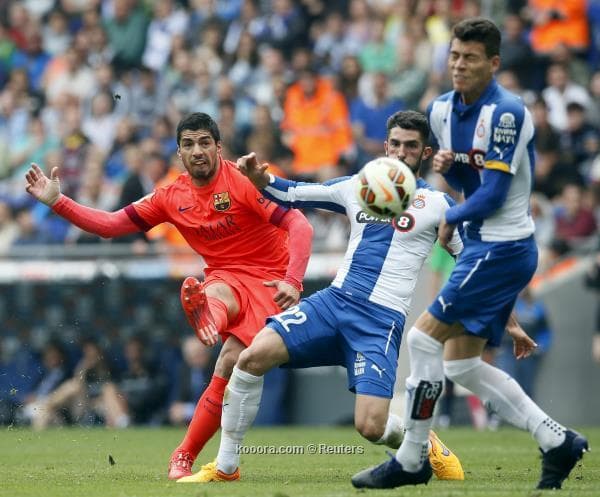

{"left": 237, "top": 152, "right": 269, "bottom": 189}
{"left": 25, "top": 163, "right": 140, "bottom": 238}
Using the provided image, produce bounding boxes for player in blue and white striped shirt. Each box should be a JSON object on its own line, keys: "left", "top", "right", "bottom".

{"left": 353, "top": 18, "right": 588, "bottom": 491}
{"left": 177, "top": 111, "right": 465, "bottom": 483}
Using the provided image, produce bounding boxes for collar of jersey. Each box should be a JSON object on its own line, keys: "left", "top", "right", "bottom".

{"left": 452, "top": 78, "right": 498, "bottom": 116}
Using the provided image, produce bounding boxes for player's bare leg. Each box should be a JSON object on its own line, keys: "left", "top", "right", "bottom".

{"left": 169, "top": 280, "right": 242, "bottom": 480}
{"left": 178, "top": 327, "right": 289, "bottom": 483}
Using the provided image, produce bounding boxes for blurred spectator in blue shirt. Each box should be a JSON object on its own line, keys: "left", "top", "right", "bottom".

{"left": 495, "top": 286, "right": 552, "bottom": 400}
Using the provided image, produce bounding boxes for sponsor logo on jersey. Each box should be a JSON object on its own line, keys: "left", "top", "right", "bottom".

{"left": 213, "top": 191, "right": 231, "bottom": 211}
{"left": 356, "top": 211, "right": 393, "bottom": 224}
{"left": 197, "top": 214, "right": 241, "bottom": 240}
{"left": 493, "top": 112, "right": 517, "bottom": 144}
{"left": 453, "top": 149, "right": 486, "bottom": 170}
{"left": 412, "top": 194, "right": 426, "bottom": 209}
{"left": 354, "top": 352, "right": 366, "bottom": 376}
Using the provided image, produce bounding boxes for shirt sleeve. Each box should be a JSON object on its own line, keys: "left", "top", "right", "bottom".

{"left": 262, "top": 174, "right": 350, "bottom": 214}
{"left": 240, "top": 174, "right": 290, "bottom": 224}
{"left": 128, "top": 189, "right": 169, "bottom": 231}
{"left": 485, "top": 99, "right": 531, "bottom": 175}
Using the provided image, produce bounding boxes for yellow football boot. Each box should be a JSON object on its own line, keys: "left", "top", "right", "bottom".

{"left": 177, "top": 459, "right": 240, "bottom": 483}
{"left": 428, "top": 430, "right": 465, "bottom": 480}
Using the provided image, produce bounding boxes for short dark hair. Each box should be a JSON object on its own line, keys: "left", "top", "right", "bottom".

{"left": 386, "top": 110, "right": 430, "bottom": 143}
{"left": 452, "top": 17, "right": 501, "bottom": 58}
{"left": 176, "top": 112, "right": 221, "bottom": 145}
{"left": 566, "top": 101, "right": 585, "bottom": 114}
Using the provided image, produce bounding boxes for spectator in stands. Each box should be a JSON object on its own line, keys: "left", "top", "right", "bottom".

{"left": 81, "top": 90, "right": 120, "bottom": 153}
{"left": 8, "top": 115, "right": 59, "bottom": 184}
{"left": 263, "top": 0, "right": 307, "bottom": 58}
{"left": 10, "top": 23, "right": 51, "bottom": 93}
{"left": 282, "top": 66, "right": 352, "bottom": 181}
{"left": 0, "top": 332, "right": 42, "bottom": 425}
{"left": 107, "top": 334, "right": 169, "bottom": 426}
{"left": 495, "top": 286, "right": 552, "bottom": 400}
{"left": 103, "top": 0, "right": 149, "bottom": 72}
{"left": 542, "top": 62, "right": 592, "bottom": 131}
{"left": 42, "top": 8, "right": 72, "bottom": 57}
{"left": 244, "top": 103, "right": 290, "bottom": 174}
{"left": 313, "top": 11, "right": 358, "bottom": 72}
{"left": 335, "top": 54, "right": 363, "bottom": 103}
{"left": 530, "top": 96, "right": 560, "bottom": 152}
{"left": 142, "top": 0, "right": 189, "bottom": 72}
{"left": 560, "top": 102, "right": 600, "bottom": 176}
{"left": 222, "top": 0, "right": 267, "bottom": 58}
{"left": 553, "top": 183, "right": 597, "bottom": 247}
{"left": 226, "top": 30, "right": 260, "bottom": 93}
{"left": 390, "top": 32, "right": 429, "bottom": 110}
{"left": 350, "top": 72, "right": 404, "bottom": 166}
{"left": 19, "top": 339, "right": 70, "bottom": 425}
{"left": 358, "top": 18, "right": 397, "bottom": 75}
{"left": 12, "top": 208, "right": 53, "bottom": 245}
{"left": 32, "top": 337, "right": 113, "bottom": 429}
{"left": 500, "top": 13, "right": 539, "bottom": 90}
{"left": 169, "top": 336, "right": 216, "bottom": 426}
{"left": 44, "top": 43, "right": 96, "bottom": 105}
{"left": 528, "top": 0, "right": 589, "bottom": 57}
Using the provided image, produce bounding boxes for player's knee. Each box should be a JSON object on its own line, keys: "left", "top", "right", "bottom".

{"left": 355, "top": 416, "right": 386, "bottom": 442}
{"left": 237, "top": 345, "right": 270, "bottom": 376}
{"left": 237, "top": 328, "right": 288, "bottom": 376}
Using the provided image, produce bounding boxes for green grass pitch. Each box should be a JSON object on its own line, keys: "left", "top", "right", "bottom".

{"left": 0, "top": 426, "right": 597, "bottom": 497}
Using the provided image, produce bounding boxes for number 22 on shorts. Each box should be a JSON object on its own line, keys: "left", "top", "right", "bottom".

{"left": 273, "top": 305, "right": 307, "bottom": 332}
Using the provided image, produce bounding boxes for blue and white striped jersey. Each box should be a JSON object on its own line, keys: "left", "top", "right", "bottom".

{"left": 427, "top": 79, "right": 535, "bottom": 242}
{"left": 264, "top": 174, "right": 463, "bottom": 315}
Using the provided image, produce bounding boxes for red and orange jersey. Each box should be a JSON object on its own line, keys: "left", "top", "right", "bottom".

{"left": 126, "top": 158, "right": 290, "bottom": 279}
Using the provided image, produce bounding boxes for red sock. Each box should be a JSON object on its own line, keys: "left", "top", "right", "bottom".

{"left": 208, "top": 297, "right": 229, "bottom": 333}
{"left": 177, "top": 375, "right": 228, "bottom": 459}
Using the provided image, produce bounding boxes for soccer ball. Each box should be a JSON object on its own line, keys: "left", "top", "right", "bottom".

{"left": 355, "top": 157, "right": 417, "bottom": 218}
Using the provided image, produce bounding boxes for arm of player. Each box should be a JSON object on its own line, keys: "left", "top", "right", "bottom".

{"left": 445, "top": 168, "right": 512, "bottom": 225}
{"left": 25, "top": 163, "right": 140, "bottom": 238}
{"left": 239, "top": 152, "right": 349, "bottom": 214}
{"left": 265, "top": 209, "right": 313, "bottom": 310}
{"left": 506, "top": 312, "right": 538, "bottom": 360}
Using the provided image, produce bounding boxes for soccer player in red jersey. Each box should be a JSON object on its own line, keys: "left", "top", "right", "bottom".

{"left": 25, "top": 112, "right": 313, "bottom": 479}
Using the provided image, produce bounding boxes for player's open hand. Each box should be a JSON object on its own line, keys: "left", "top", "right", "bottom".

{"left": 507, "top": 321, "right": 537, "bottom": 359}
{"left": 432, "top": 149, "right": 454, "bottom": 174}
{"left": 237, "top": 152, "right": 270, "bottom": 189}
{"left": 264, "top": 280, "right": 300, "bottom": 310}
{"left": 25, "top": 163, "right": 61, "bottom": 206}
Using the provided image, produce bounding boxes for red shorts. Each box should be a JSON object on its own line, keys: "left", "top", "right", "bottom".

{"left": 204, "top": 269, "right": 282, "bottom": 347}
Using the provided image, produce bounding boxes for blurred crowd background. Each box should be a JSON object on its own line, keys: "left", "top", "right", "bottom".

{"left": 0, "top": 0, "right": 599, "bottom": 428}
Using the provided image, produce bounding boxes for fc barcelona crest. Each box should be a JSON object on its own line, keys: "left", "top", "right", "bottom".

{"left": 213, "top": 192, "right": 231, "bottom": 211}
